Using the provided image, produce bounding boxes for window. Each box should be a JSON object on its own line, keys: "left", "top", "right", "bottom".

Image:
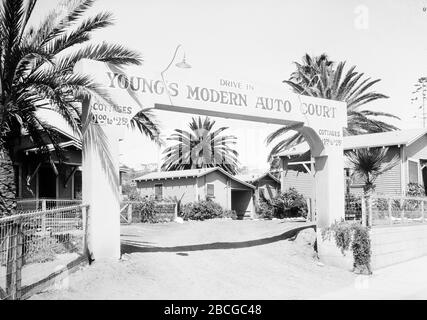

{"left": 207, "top": 183, "right": 215, "bottom": 198}
{"left": 408, "top": 160, "right": 419, "bottom": 184}
{"left": 154, "top": 184, "right": 163, "bottom": 200}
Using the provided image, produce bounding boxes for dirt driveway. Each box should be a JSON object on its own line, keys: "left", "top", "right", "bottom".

{"left": 31, "top": 219, "right": 355, "bottom": 300}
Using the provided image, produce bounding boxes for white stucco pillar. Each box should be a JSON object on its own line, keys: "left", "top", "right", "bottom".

{"left": 314, "top": 147, "right": 345, "bottom": 228}
{"left": 82, "top": 123, "right": 121, "bottom": 261}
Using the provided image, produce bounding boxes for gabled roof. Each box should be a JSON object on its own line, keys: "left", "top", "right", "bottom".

{"left": 35, "top": 109, "right": 81, "bottom": 142}
{"left": 23, "top": 140, "right": 82, "bottom": 153}
{"left": 276, "top": 128, "right": 427, "bottom": 157}
{"left": 343, "top": 128, "right": 427, "bottom": 150}
{"left": 134, "top": 167, "right": 255, "bottom": 189}
{"left": 236, "top": 172, "right": 281, "bottom": 184}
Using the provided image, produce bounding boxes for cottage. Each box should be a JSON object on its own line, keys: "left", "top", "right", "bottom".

{"left": 276, "top": 128, "right": 427, "bottom": 198}
{"left": 134, "top": 167, "right": 256, "bottom": 218}
{"left": 12, "top": 109, "right": 128, "bottom": 202}
{"left": 236, "top": 172, "right": 281, "bottom": 203}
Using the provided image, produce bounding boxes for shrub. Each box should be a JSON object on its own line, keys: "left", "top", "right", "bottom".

{"left": 127, "top": 191, "right": 164, "bottom": 223}
{"left": 134, "top": 197, "right": 163, "bottom": 223}
{"left": 273, "top": 188, "right": 308, "bottom": 218}
{"left": 24, "top": 233, "right": 83, "bottom": 264}
{"left": 258, "top": 188, "right": 307, "bottom": 219}
{"left": 351, "top": 224, "right": 372, "bottom": 274}
{"left": 322, "top": 221, "right": 372, "bottom": 274}
{"left": 181, "top": 200, "right": 224, "bottom": 221}
{"left": 257, "top": 200, "right": 274, "bottom": 219}
{"left": 406, "top": 182, "right": 425, "bottom": 197}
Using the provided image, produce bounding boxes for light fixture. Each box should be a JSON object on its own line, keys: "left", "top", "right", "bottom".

{"left": 176, "top": 54, "right": 191, "bottom": 69}
{"left": 161, "top": 45, "right": 191, "bottom": 105}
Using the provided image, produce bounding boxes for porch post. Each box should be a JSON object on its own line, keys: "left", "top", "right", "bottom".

{"left": 81, "top": 121, "right": 121, "bottom": 261}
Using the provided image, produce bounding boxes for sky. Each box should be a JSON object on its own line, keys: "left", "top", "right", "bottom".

{"left": 32, "top": 0, "right": 427, "bottom": 170}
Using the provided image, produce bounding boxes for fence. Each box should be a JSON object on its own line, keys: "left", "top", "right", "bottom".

{"left": 0, "top": 204, "right": 89, "bottom": 300}
{"left": 345, "top": 194, "right": 363, "bottom": 221}
{"left": 120, "top": 201, "right": 177, "bottom": 224}
{"left": 16, "top": 199, "right": 82, "bottom": 213}
{"left": 362, "top": 194, "right": 427, "bottom": 227}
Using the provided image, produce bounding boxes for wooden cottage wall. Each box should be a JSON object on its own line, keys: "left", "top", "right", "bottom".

{"left": 137, "top": 178, "right": 197, "bottom": 203}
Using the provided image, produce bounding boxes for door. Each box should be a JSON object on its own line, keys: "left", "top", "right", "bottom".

{"left": 231, "top": 189, "right": 252, "bottom": 219}
{"left": 38, "top": 167, "right": 57, "bottom": 198}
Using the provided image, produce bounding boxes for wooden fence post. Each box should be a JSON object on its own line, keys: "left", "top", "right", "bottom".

{"left": 307, "top": 198, "right": 312, "bottom": 222}
{"left": 173, "top": 203, "right": 178, "bottom": 220}
{"left": 41, "top": 199, "right": 47, "bottom": 233}
{"left": 400, "top": 198, "right": 405, "bottom": 223}
{"left": 127, "top": 204, "right": 133, "bottom": 224}
{"left": 388, "top": 198, "right": 393, "bottom": 225}
{"left": 15, "top": 219, "right": 23, "bottom": 300}
{"left": 5, "top": 217, "right": 22, "bottom": 300}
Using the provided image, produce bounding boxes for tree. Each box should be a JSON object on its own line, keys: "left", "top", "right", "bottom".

{"left": 0, "top": 0, "right": 159, "bottom": 216}
{"left": 410, "top": 77, "right": 427, "bottom": 128}
{"left": 162, "top": 117, "right": 239, "bottom": 174}
{"left": 266, "top": 53, "right": 399, "bottom": 160}
{"left": 346, "top": 147, "right": 399, "bottom": 195}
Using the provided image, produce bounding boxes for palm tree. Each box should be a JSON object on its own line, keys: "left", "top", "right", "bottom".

{"left": 162, "top": 117, "right": 239, "bottom": 174}
{"left": 346, "top": 147, "right": 399, "bottom": 195}
{"left": 266, "top": 53, "right": 399, "bottom": 160}
{"left": 0, "top": 0, "right": 159, "bottom": 216}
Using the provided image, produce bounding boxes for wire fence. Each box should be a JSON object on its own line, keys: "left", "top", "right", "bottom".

{"left": 120, "top": 201, "right": 177, "bottom": 224}
{"left": 345, "top": 194, "right": 363, "bottom": 221}
{"left": 364, "top": 194, "right": 427, "bottom": 227}
{"left": 0, "top": 204, "right": 88, "bottom": 300}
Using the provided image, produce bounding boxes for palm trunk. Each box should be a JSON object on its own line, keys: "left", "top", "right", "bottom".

{"left": 0, "top": 145, "right": 17, "bottom": 217}
{"left": 0, "top": 145, "right": 20, "bottom": 298}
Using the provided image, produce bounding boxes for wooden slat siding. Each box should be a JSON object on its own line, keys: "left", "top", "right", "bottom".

{"left": 405, "top": 135, "right": 427, "bottom": 188}
{"left": 347, "top": 146, "right": 402, "bottom": 196}
{"left": 282, "top": 170, "right": 314, "bottom": 198}
{"left": 372, "top": 147, "right": 402, "bottom": 196}
{"left": 136, "top": 178, "right": 197, "bottom": 204}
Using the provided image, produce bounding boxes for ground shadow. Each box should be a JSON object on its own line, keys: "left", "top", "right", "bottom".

{"left": 121, "top": 224, "right": 315, "bottom": 254}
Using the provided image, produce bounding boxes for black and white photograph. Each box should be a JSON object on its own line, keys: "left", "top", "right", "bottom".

{"left": 0, "top": 0, "right": 427, "bottom": 306}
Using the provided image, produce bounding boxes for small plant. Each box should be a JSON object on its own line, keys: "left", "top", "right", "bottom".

{"left": 322, "top": 221, "right": 372, "bottom": 274}
{"left": 181, "top": 200, "right": 225, "bottom": 221}
{"left": 223, "top": 210, "right": 238, "bottom": 220}
{"left": 166, "top": 193, "right": 186, "bottom": 217}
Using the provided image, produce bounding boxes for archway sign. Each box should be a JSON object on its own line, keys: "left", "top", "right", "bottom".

{"left": 74, "top": 59, "right": 347, "bottom": 260}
